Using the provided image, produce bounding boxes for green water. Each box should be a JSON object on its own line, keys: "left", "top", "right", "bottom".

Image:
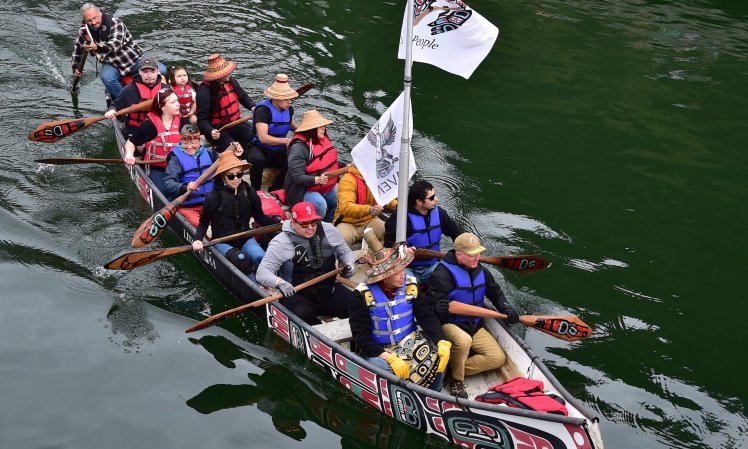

{"left": 1, "top": 1, "right": 746, "bottom": 448}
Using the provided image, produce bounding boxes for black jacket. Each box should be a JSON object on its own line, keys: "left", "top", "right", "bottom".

{"left": 195, "top": 181, "right": 280, "bottom": 247}
{"left": 196, "top": 77, "right": 256, "bottom": 135}
{"left": 426, "top": 250, "right": 515, "bottom": 336}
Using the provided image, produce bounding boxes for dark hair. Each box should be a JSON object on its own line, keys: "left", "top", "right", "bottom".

{"left": 297, "top": 127, "right": 328, "bottom": 145}
{"left": 167, "top": 66, "right": 189, "bottom": 87}
{"left": 150, "top": 87, "right": 175, "bottom": 115}
{"left": 408, "top": 180, "right": 434, "bottom": 208}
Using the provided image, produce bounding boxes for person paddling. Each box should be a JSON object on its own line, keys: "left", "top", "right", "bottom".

{"left": 248, "top": 74, "right": 299, "bottom": 191}
{"left": 192, "top": 151, "right": 280, "bottom": 276}
{"left": 104, "top": 55, "right": 170, "bottom": 139}
{"left": 123, "top": 87, "right": 192, "bottom": 191}
{"left": 162, "top": 124, "right": 220, "bottom": 227}
{"left": 196, "top": 53, "right": 255, "bottom": 154}
{"left": 72, "top": 3, "right": 166, "bottom": 100}
{"left": 426, "top": 232, "right": 521, "bottom": 399}
{"left": 284, "top": 110, "right": 342, "bottom": 223}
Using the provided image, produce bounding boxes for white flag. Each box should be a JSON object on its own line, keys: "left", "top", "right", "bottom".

{"left": 397, "top": 0, "right": 499, "bottom": 79}
{"left": 351, "top": 92, "right": 416, "bottom": 206}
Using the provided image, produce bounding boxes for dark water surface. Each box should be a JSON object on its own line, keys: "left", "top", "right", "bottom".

{"left": 2, "top": 1, "right": 746, "bottom": 448}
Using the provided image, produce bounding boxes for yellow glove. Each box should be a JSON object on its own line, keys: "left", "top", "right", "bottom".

{"left": 386, "top": 353, "right": 410, "bottom": 379}
{"left": 437, "top": 340, "right": 452, "bottom": 373}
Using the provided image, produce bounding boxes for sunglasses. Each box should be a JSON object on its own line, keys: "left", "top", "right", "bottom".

{"left": 156, "top": 87, "right": 172, "bottom": 104}
{"left": 425, "top": 193, "right": 436, "bottom": 201}
{"left": 294, "top": 220, "right": 319, "bottom": 229}
{"left": 224, "top": 172, "right": 244, "bottom": 180}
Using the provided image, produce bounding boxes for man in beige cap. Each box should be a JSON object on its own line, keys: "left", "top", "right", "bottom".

{"left": 426, "top": 232, "right": 520, "bottom": 398}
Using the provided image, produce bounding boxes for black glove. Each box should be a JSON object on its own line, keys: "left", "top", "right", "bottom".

{"left": 503, "top": 307, "right": 520, "bottom": 324}
{"left": 342, "top": 263, "right": 356, "bottom": 279}
{"left": 278, "top": 280, "right": 295, "bottom": 298}
{"left": 434, "top": 299, "right": 450, "bottom": 315}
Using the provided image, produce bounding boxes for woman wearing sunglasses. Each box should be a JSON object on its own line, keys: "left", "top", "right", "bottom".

{"left": 192, "top": 151, "right": 281, "bottom": 275}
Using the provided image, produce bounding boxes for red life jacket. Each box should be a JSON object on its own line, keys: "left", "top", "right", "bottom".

{"left": 209, "top": 81, "right": 240, "bottom": 127}
{"left": 144, "top": 112, "right": 181, "bottom": 169}
{"left": 291, "top": 133, "right": 339, "bottom": 194}
{"left": 173, "top": 84, "right": 193, "bottom": 117}
{"left": 475, "top": 377, "right": 569, "bottom": 416}
{"left": 127, "top": 82, "right": 162, "bottom": 128}
{"left": 354, "top": 174, "right": 377, "bottom": 206}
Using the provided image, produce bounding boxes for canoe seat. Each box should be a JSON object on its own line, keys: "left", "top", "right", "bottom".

{"left": 313, "top": 317, "right": 353, "bottom": 344}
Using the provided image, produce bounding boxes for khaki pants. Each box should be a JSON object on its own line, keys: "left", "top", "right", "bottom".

{"left": 443, "top": 324, "right": 506, "bottom": 381}
{"left": 336, "top": 217, "right": 386, "bottom": 246}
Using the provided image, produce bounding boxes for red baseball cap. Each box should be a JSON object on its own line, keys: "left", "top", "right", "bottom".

{"left": 291, "top": 202, "right": 321, "bottom": 222}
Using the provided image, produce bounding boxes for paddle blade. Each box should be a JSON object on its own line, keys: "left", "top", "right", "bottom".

{"left": 131, "top": 200, "right": 181, "bottom": 248}
{"left": 485, "top": 255, "right": 549, "bottom": 273}
{"left": 295, "top": 82, "right": 315, "bottom": 97}
{"left": 28, "top": 117, "right": 102, "bottom": 143}
{"left": 104, "top": 245, "right": 191, "bottom": 270}
{"left": 519, "top": 315, "right": 593, "bottom": 342}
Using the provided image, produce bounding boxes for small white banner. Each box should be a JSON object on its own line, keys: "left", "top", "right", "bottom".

{"left": 398, "top": 0, "right": 499, "bottom": 79}
{"left": 351, "top": 92, "right": 416, "bottom": 205}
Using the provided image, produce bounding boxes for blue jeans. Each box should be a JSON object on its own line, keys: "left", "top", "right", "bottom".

{"left": 366, "top": 356, "right": 444, "bottom": 392}
{"left": 304, "top": 185, "right": 338, "bottom": 223}
{"left": 406, "top": 262, "right": 437, "bottom": 286}
{"left": 101, "top": 58, "right": 167, "bottom": 99}
{"left": 215, "top": 239, "right": 265, "bottom": 266}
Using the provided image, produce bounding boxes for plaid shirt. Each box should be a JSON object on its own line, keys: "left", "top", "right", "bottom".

{"left": 71, "top": 15, "right": 143, "bottom": 76}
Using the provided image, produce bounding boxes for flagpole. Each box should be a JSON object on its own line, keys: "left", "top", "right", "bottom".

{"left": 395, "top": 0, "right": 415, "bottom": 243}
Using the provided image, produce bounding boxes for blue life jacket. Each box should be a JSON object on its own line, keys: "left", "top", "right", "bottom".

{"left": 172, "top": 146, "right": 214, "bottom": 207}
{"left": 367, "top": 282, "right": 416, "bottom": 346}
{"left": 251, "top": 99, "right": 291, "bottom": 151}
{"left": 406, "top": 207, "right": 441, "bottom": 266}
{"left": 441, "top": 260, "right": 486, "bottom": 326}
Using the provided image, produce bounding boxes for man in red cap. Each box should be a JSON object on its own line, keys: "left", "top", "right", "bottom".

{"left": 256, "top": 202, "right": 356, "bottom": 324}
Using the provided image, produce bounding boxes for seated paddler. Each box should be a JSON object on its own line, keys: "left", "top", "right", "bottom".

{"left": 162, "top": 124, "right": 221, "bottom": 227}
{"left": 347, "top": 229, "right": 452, "bottom": 391}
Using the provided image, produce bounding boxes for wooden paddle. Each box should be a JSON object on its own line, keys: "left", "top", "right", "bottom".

{"left": 71, "top": 50, "right": 88, "bottom": 92}
{"left": 105, "top": 222, "right": 282, "bottom": 270}
{"left": 216, "top": 82, "right": 316, "bottom": 134}
{"left": 35, "top": 157, "right": 164, "bottom": 166}
{"left": 185, "top": 267, "right": 343, "bottom": 333}
{"left": 448, "top": 301, "right": 593, "bottom": 342}
{"left": 414, "top": 248, "right": 548, "bottom": 273}
{"left": 131, "top": 157, "right": 220, "bottom": 248}
{"left": 28, "top": 98, "right": 153, "bottom": 143}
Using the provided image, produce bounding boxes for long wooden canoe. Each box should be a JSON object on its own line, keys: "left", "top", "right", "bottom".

{"left": 110, "top": 120, "right": 604, "bottom": 449}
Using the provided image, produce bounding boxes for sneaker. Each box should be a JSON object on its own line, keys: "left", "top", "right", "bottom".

{"left": 450, "top": 379, "right": 468, "bottom": 399}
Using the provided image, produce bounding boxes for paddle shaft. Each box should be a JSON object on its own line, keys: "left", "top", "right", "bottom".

{"left": 35, "top": 157, "right": 164, "bottom": 165}
{"left": 185, "top": 267, "right": 343, "bottom": 333}
{"left": 215, "top": 82, "right": 316, "bottom": 134}
{"left": 131, "top": 158, "right": 220, "bottom": 248}
{"left": 414, "top": 248, "right": 548, "bottom": 273}
{"left": 71, "top": 50, "right": 88, "bottom": 91}
{"left": 448, "top": 301, "right": 592, "bottom": 342}
{"left": 29, "top": 98, "right": 153, "bottom": 143}
{"left": 106, "top": 222, "right": 283, "bottom": 270}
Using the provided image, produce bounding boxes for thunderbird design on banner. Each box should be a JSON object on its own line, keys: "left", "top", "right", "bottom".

{"left": 351, "top": 92, "right": 416, "bottom": 206}
{"left": 398, "top": 0, "right": 499, "bottom": 79}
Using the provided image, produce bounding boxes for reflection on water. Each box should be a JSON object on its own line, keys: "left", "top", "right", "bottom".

{"left": 186, "top": 334, "right": 442, "bottom": 449}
